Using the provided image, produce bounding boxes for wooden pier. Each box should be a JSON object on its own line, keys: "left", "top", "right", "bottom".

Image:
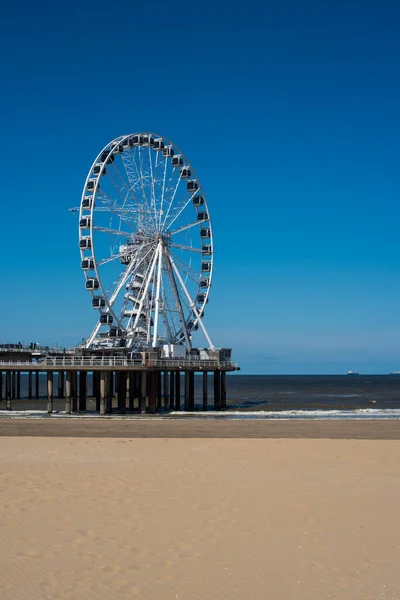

{"left": 0, "top": 357, "right": 238, "bottom": 414}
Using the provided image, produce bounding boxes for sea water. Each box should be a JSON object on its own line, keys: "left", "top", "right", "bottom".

{"left": 2, "top": 374, "right": 400, "bottom": 419}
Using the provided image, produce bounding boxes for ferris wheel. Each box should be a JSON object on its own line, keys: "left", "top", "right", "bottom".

{"left": 77, "top": 133, "right": 214, "bottom": 350}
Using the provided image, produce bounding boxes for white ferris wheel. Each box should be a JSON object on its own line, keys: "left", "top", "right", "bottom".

{"left": 76, "top": 133, "right": 215, "bottom": 351}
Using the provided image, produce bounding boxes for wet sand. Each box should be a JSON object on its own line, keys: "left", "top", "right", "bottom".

{"left": 1, "top": 417, "right": 400, "bottom": 439}
{"left": 1, "top": 435, "right": 400, "bottom": 599}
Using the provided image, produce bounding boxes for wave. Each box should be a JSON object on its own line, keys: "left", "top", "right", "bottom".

{"left": 2, "top": 408, "right": 400, "bottom": 420}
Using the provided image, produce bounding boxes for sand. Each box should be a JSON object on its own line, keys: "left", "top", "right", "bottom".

{"left": 1, "top": 433, "right": 400, "bottom": 599}
{"left": 2, "top": 417, "right": 400, "bottom": 439}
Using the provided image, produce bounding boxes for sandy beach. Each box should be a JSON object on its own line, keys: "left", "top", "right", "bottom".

{"left": 1, "top": 426, "right": 400, "bottom": 599}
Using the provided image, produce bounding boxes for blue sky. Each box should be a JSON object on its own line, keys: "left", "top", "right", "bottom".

{"left": 1, "top": 0, "right": 399, "bottom": 373}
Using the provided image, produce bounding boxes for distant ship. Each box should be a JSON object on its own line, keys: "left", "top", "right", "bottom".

{"left": 390, "top": 371, "right": 400, "bottom": 375}
{"left": 346, "top": 371, "right": 359, "bottom": 376}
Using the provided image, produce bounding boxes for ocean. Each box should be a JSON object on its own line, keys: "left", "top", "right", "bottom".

{"left": 2, "top": 373, "right": 400, "bottom": 419}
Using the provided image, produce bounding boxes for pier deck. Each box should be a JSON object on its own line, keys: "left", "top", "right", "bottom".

{"left": 0, "top": 356, "right": 238, "bottom": 415}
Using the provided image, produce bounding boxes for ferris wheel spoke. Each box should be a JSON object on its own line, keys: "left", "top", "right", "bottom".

{"left": 169, "top": 221, "right": 202, "bottom": 236}
{"left": 131, "top": 243, "right": 161, "bottom": 333}
{"left": 94, "top": 206, "right": 136, "bottom": 229}
{"left": 92, "top": 225, "right": 134, "bottom": 237}
{"left": 164, "top": 188, "right": 200, "bottom": 232}
{"left": 147, "top": 145, "right": 159, "bottom": 233}
{"left": 102, "top": 164, "right": 132, "bottom": 211}
{"left": 96, "top": 188, "right": 131, "bottom": 210}
{"left": 133, "top": 148, "right": 157, "bottom": 232}
{"left": 97, "top": 251, "right": 129, "bottom": 267}
{"left": 120, "top": 150, "right": 149, "bottom": 211}
{"left": 169, "top": 250, "right": 200, "bottom": 285}
{"left": 163, "top": 249, "right": 191, "bottom": 349}
{"left": 160, "top": 173, "right": 183, "bottom": 231}
{"left": 124, "top": 254, "right": 155, "bottom": 331}
{"left": 86, "top": 321, "right": 103, "bottom": 347}
{"left": 95, "top": 189, "right": 138, "bottom": 229}
{"left": 106, "top": 244, "right": 157, "bottom": 310}
{"left": 159, "top": 153, "right": 169, "bottom": 233}
{"left": 109, "top": 160, "right": 137, "bottom": 205}
{"left": 97, "top": 240, "right": 154, "bottom": 267}
{"left": 160, "top": 276, "right": 175, "bottom": 341}
{"left": 169, "top": 243, "right": 203, "bottom": 253}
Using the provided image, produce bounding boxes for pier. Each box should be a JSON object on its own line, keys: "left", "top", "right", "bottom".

{"left": 0, "top": 356, "right": 238, "bottom": 414}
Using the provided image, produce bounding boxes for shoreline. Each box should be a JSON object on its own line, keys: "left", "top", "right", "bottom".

{"left": 2, "top": 417, "right": 400, "bottom": 439}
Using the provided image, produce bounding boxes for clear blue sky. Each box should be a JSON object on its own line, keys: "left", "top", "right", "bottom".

{"left": 1, "top": 0, "right": 399, "bottom": 374}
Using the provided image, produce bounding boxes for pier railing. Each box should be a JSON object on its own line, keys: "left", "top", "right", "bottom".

{"left": 0, "top": 357, "right": 237, "bottom": 369}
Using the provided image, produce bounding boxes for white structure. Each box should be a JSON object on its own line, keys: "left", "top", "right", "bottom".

{"left": 73, "top": 132, "right": 215, "bottom": 351}
{"left": 161, "top": 344, "right": 187, "bottom": 359}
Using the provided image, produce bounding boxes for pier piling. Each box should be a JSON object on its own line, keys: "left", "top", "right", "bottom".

{"left": 93, "top": 371, "right": 100, "bottom": 411}
{"left": 105, "top": 371, "right": 112, "bottom": 414}
{"left": 169, "top": 371, "right": 175, "bottom": 410}
{"left": 163, "top": 371, "right": 169, "bottom": 410}
{"left": 6, "top": 371, "right": 11, "bottom": 410}
{"left": 140, "top": 372, "right": 146, "bottom": 413}
{"left": 100, "top": 371, "right": 106, "bottom": 415}
{"left": 28, "top": 371, "right": 32, "bottom": 400}
{"left": 184, "top": 371, "right": 190, "bottom": 411}
{"left": 58, "top": 371, "right": 64, "bottom": 398}
{"left": 71, "top": 371, "right": 77, "bottom": 412}
{"left": 79, "top": 371, "right": 87, "bottom": 411}
{"left": 156, "top": 371, "right": 162, "bottom": 409}
{"left": 202, "top": 371, "right": 208, "bottom": 411}
{"left": 47, "top": 371, "right": 53, "bottom": 414}
{"left": 128, "top": 372, "right": 134, "bottom": 410}
{"left": 213, "top": 370, "right": 221, "bottom": 411}
{"left": 148, "top": 370, "right": 156, "bottom": 414}
{"left": 65, "top": 371, "right": 72, "bottom": 414}
{"left": 118, "top": 372, "right": 127, "bottom": 414}
{"left": 221, "top": 371, "right": 227, "bottom": 410}
{"left": 188, "top": 371, "right": 194, "bottom": 411}
{"left": 175, "top": 371, "right": 180, "bottom": 410}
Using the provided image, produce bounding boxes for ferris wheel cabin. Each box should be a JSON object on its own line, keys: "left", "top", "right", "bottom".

{"left": 187, "top": 180, "right": 198, "bottom": 192}
{"left": 172, "top": 155, "right": 183, "bottom": 168}
{"left": 100, "top": 150, "right": 115, "bottom": 164}
{"left": 92, "top": 297, "right": 105, "bottom": 309}
{"left": 79, "top": 237, "right": 91, "bottom": 249}
{"left": 100, "top": 314, "right": 113, "bottom": 325}
{"left": 163, "top": 146, "right": 174, "bottom": 157}
{"left": 82, "top": 196, "right": 93, "bottom": 209}
{"left": 153, "top": 138, "right": 164, "bottom": 151}
{"left": 79, "top": 217, "right": 91, "bottom": 229}
{"left": 81, "top": 258, "right": 94, "bottom": 270}
{"left": 85, "top": 278, "right": 99, "bottom": 290}
{"left": 93, "top": 164, "right": 106, "bottom": 176}
{"left": 180, "top": 166, "right": 191, "bottom": 179}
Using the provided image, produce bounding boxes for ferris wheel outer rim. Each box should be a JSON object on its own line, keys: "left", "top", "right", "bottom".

{"left": 78, "top": 132, "right": 214, "bottom": 346}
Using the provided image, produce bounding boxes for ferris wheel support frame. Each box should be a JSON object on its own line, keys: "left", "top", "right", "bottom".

{"left": 168, "top": 254, "right": 214, "bottom": 349}
{"left": 163, "top": 249, "right": 192, "bottom": 350}
{"left": 152, "top": 244, "right": 163, "bottom": 348}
